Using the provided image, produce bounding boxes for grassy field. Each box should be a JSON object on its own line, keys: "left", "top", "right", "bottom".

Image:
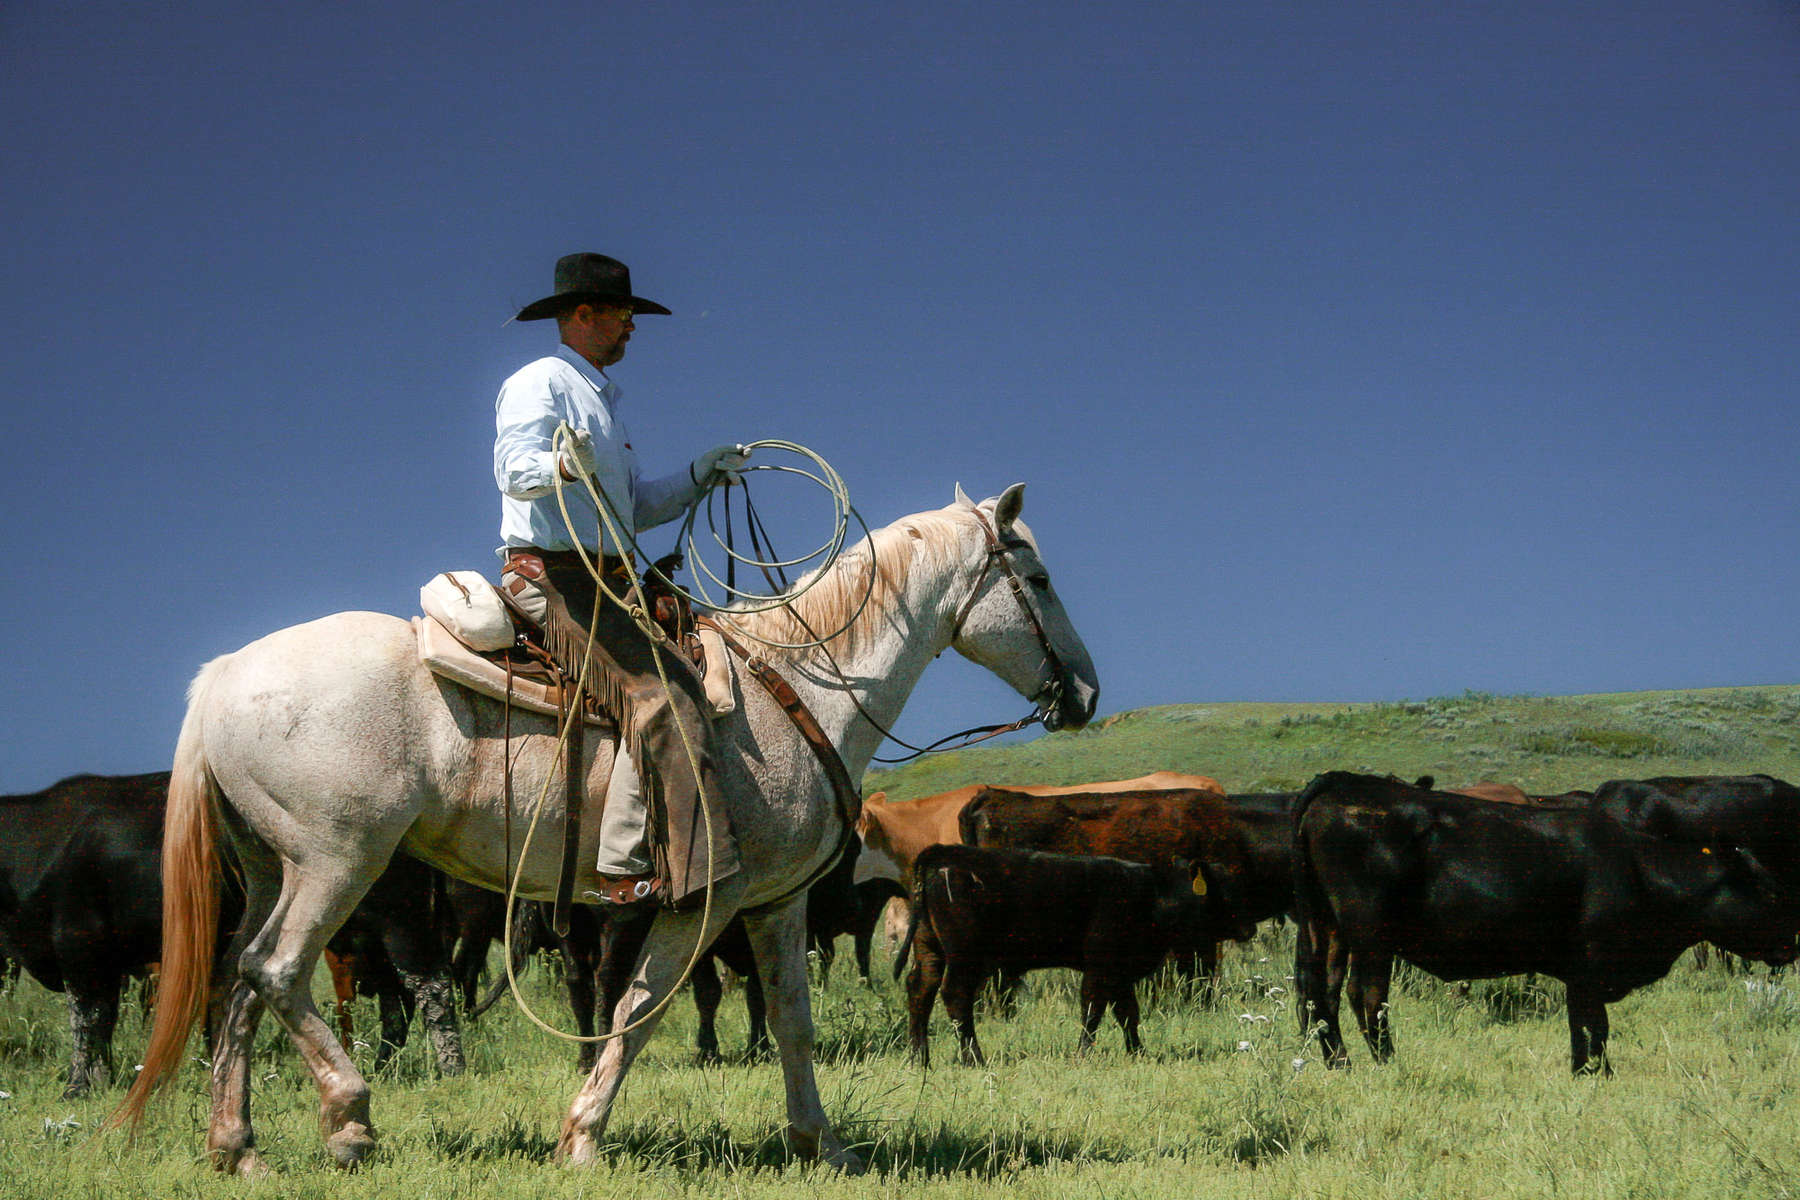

{"left": 4, "top": 685, "right": 1800, "bottom": 1198}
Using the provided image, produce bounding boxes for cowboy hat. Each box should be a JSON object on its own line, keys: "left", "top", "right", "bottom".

{"left": 514, "top": 252, "right": 671, "bottom": 321}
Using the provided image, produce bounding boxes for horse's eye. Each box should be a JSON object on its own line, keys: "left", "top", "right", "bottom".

{"left": 1027, "top": 574, "right": 1050, "bottom": 590}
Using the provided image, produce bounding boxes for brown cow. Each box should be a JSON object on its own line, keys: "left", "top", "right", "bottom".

{"left": 856, "top": 772, "right": 1226, "bottom": 894}
{"left": 956, "top": 784, "right": 1257, "bottom": 994}
{"left": 1447, "top": 781, "right": 1593, "bottom": 807}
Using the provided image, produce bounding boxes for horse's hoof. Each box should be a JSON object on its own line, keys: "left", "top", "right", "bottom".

{"left": 209, "top": 1145, "right": 270, "bottom": 1176}
{"left": 232, "top": 1151, "right": 273, "bottom": 1178}
{"left": 326, "top": 1122, "right": 377, "bottom": 1169}
{"left": 556, "top": 1132, "right": 599, "bottom": 1166}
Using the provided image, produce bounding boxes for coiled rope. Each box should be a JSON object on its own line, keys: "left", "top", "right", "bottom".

{"left": 496, "top": 430, "right": 868, "bottom": 1045}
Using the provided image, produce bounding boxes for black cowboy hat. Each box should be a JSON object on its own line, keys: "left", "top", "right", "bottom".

{"left": 514, "top": 252, "right": 671, "bottom": 321}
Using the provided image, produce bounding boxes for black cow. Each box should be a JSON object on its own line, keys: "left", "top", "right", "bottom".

{"left": 320, "top": 852, "right": 465, "bottom": 1074}
{"left": 1221, "top": 792, "right": 1300, "bottom": 926}
{"left": 0, "top": 773, "right": 204, "bottom": 1096}
{"left": 1594, "top": 775, "right": 1800, "bottom": 887}
{"left": 0, "top": 772, "right": 468, "bottom": 1095}
{"left": 1292, "top": 771, "right": 1799, "bottom": 1075}
{"left": 442, "top": 876, "right": 509, "bottom": 1014}
{"left": 897, "top": 843, "right": 1223, "bottom": 1065}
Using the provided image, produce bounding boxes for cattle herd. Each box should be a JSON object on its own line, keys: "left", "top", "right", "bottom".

{"left": 3, "top": 765, "right": 1798, "bottom": 1113}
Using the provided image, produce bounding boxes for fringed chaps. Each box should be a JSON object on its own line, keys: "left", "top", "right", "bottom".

{"left": 535, "top": 556, "right": 739, "bottom": 905}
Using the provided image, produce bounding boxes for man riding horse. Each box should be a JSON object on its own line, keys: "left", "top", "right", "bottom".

{"left": 495, "top": 251, "right": 748, "bottom": 909}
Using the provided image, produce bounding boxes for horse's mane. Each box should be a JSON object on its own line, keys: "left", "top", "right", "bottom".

{"left": 713, "top": 505, "right": 972, "bottom": 662}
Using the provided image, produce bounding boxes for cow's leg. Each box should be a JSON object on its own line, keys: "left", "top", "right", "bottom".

{"left": 742, "top": 898, "right": 864, "bottom": 1170}
{"left": 370, "top": 957, "right": 412, "bottom": 1071}
{"left": 1112, "top": 983, "right": 1143, "bottom": 1054}
{"left": 1077, "top": 972, "right": 1106, "bottom": 1051}
{"left": 380, "top": 912, "right": 464, "bottom": 1077}
{"left": 1295, "top": 920, "right": 1350, "bottom": 1067}
{"left": 564, "top": 937, "right": 601, "bottom": 1076}
{"left": 940, "top": 957, "right": 987, "bottom": 1067}
{"left": 63, "top": 981, "right": 120, "bottom": 1097}
{"left": 590, "top": 910, "right": 648, "bottom": 1074}
{"left": 743, "top": 965, "right": 771, "bottom": 1060}
{"left": 1566, "top": 982, "right": 1611, "bottom": 1076}
{"left": 851, "top": 883, "right": 890, "bottom": 985}
{"left": 692, "top": 954, "right": 725, "bottom": 1063}
{"left": 883, "top": 896, "right": 911, "bottom": 957}
{"left": 1347, "top": 952, "right": 1395, "bottom": 1062}
{"left": 321, "top": 948, "right": 359, "bottom": 1050}
{"left": 904, "top": 927, "right": 944, "bottom": 1067}
{"left": 558, "top": 880, "right": 745, "bottom": 1165}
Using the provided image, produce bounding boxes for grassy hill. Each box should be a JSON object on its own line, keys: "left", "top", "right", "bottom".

{"left": 865, "top": 684, "right": 1800, "bottom": 800}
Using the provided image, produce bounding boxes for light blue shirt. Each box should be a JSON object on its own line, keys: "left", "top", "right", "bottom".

{"left": 493, "top": 345, "right": 699, "bottom": 557}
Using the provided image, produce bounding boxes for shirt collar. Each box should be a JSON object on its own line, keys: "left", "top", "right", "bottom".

{"left": 556, "top": 343, "right": 620, "bottom": 404}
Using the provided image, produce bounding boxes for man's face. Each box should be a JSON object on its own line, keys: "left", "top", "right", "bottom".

{"left": 566, "top": 302, "right": 635, "bottom": 367}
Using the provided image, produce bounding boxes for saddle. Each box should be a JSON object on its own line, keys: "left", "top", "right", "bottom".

{"left": 414, "top": 566, "right": 737, "bottom": 722}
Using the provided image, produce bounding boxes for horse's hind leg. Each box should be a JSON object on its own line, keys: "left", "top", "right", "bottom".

{"left": 240, "top": 857, "right": 397, "bottom": 1168}
{"left": 743, "top": 897, "right": 865, "bottom": 1172}
{"left": 558, "top": 877, "right": 745, "bottom": 1165}
{"left": 206, "top": 829, "right": 282, "bottom": 1175}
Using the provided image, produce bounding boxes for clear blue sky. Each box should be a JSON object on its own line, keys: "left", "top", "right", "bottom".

{"left": 4, "top": 1, "right": 1798, "bottom": 788}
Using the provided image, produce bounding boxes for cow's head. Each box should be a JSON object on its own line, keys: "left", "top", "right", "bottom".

{"left": 1665, "top": 840, "right": 1800, "bottom": 967}
{"left": 1153, "top": 857, "right": 1257, "bottom": 949}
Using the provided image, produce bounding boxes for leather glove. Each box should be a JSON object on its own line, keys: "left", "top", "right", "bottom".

{"left": 690, "top": 443, "right": 752, "bottom": 486}
{"left": 559, "top": 428, "right": 598, "bottom": 481}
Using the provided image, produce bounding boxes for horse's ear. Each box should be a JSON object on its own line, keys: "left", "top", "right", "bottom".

{"left": 994, "top": 482, "right": 1026, "bottom": 529}
{"left": 953, "top": 483, "right": 974, "bottom": 509}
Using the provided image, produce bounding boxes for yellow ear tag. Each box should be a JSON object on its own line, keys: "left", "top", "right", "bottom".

{"left": 1701, "top": 846, "right": 1712, "bottom": 855}
{"left": 1192, "top": 873, "right": 1208, "bottom": 896}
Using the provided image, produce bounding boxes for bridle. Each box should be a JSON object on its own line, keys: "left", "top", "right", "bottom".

{"left": 868, "top": 507, "right": 1071, "bottom": 762}
{"left": 949, "top": 509, "right": 1069, "bottom": 709}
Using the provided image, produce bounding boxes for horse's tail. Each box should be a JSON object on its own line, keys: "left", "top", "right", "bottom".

{"left": 110, "top": 658, "right": 230, "bottom": 1133}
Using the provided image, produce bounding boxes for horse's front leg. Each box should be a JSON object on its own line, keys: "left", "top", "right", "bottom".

{"left": 742, "top": 898, "right": 866, "bottom": 1174}
{"left": 556, "top": 877, "right": 745, "bottom": 1165}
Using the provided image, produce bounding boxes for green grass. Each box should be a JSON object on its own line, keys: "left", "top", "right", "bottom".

{"left": 4, "top": 684, "right": 1800, "bottom": 1197}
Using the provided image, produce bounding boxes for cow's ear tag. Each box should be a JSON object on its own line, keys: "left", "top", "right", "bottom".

{"left": 1191, "top": 873, "right": 1208, "bottom": 896}
{"left": 1701, "top": 846, "right": 1713, "bottom": 855}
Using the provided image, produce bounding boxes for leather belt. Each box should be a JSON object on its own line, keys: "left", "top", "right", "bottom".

{"left": 504, "top": 547, "right": 633, "bottom": 576}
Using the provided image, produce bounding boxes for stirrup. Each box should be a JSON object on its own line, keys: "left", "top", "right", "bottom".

{"left": 584, "top": 875, "right": 664, "bottom": 907}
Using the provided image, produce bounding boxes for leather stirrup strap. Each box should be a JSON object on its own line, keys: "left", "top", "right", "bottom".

{"left": 553, "top": 674, "right": 585, "bottom": 937}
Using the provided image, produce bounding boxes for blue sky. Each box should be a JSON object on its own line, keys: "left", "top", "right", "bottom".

{"left": 4, "top": 1, "right": 1798, "bottom": 788}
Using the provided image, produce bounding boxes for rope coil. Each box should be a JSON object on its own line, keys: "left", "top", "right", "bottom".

{"left": 496, "top": 429, "right": 869, "bottom": 1044}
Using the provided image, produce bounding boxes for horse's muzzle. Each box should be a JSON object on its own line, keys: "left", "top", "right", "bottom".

{"left": 1038, "top": 674, "right": 1098, "bottom": 733}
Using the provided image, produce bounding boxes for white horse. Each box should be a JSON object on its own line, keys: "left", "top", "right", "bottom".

{"left": 116, "top": 484, "right": 1098, "bottom": 1175}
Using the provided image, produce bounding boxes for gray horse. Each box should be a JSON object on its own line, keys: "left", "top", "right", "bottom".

{"left": 115, "top": 484, "right": 1098, "bottom": 1175}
